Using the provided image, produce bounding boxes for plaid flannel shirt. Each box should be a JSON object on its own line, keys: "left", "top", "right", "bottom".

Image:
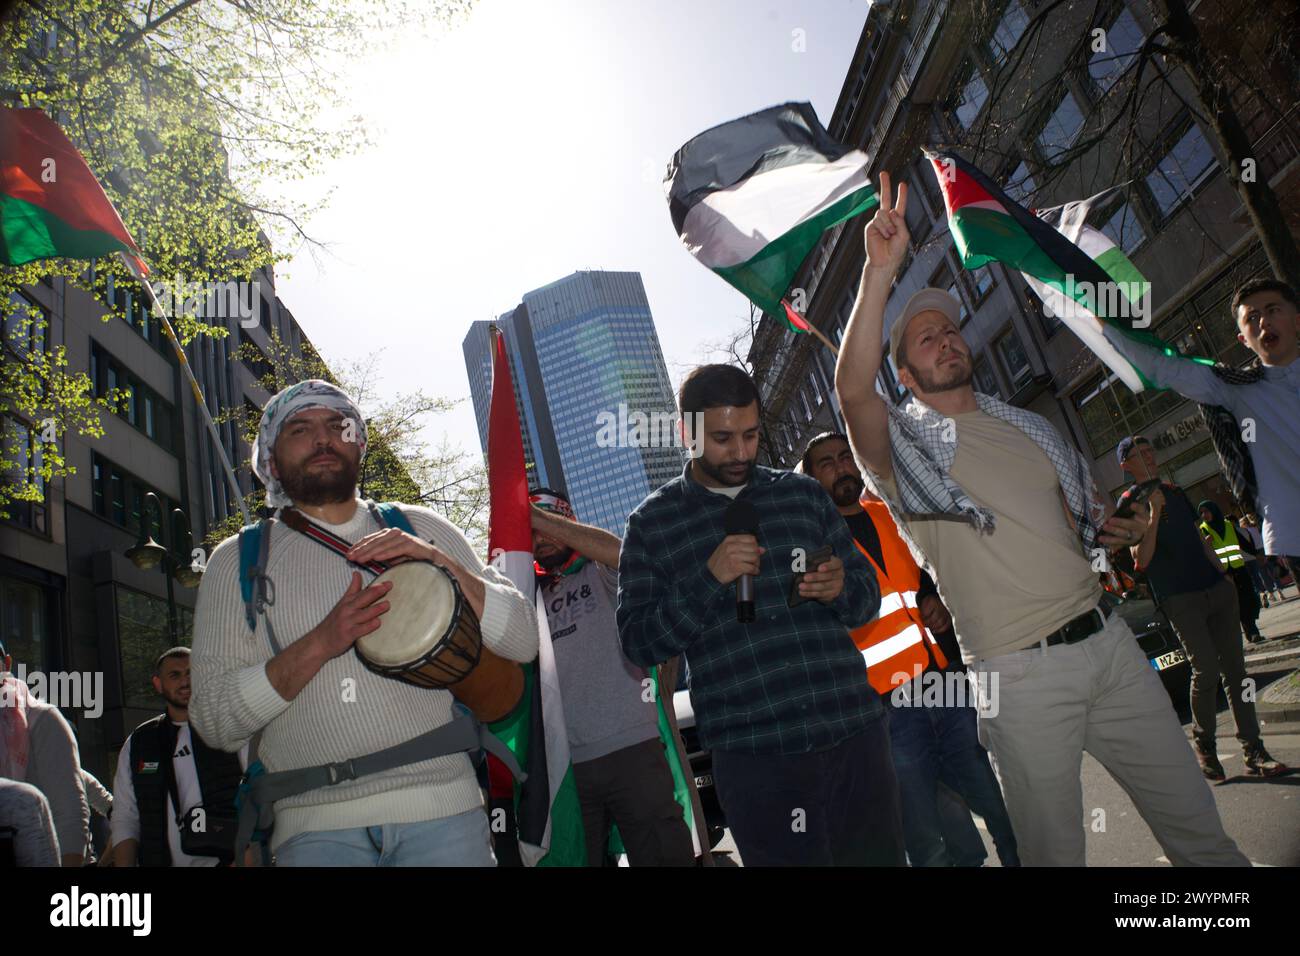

{"left": 617, "top": 462, "right": 883, "bottom": 755}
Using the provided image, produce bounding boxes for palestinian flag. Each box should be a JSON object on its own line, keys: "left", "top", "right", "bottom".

{"left": 606, "top": 665, "right": 705, "bottom": 861}
{"left": 667, "top": 102, "right": 878, "bottom": 331}
{"left": 926, "top": 149, "right": 1201, "bottom": 391}
{"left": 0, "top": 107, "right": 148, "bottom": 273}
{"left": 484, "top": 328, "right": 585, "bottom": 867}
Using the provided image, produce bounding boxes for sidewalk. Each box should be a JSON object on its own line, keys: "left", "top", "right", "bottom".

{"left": 1250, "top": 584, "right": 1300, "bottom": 723}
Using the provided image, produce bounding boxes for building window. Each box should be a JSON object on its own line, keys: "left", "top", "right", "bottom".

{"left": 91, "top": 344, "right": 175, "bottom": 452}
{"left": 904, "top": 176, "right": 933, "bottom": 242}
{"left": 996, "top": 327, "right": 1033, "bottom": 391}
{"left": 1145, "top": 123, "right": 1217, "bottom": 218}
{"left": 91, "top": 453, "right": 176, "bottom": 546}
{"left": 238, "top": 328, "right": 274, "bottom": 380}
{"left": 1088, "top": 7, "right": 1145, "bottom": 94}
{"left": 1005, "top": 161, "right": 1036, "bottom": 204}
{"left": 0, "top": 575, "right": 49, "bottom": 672}
{"left": 955, "top": 63, "right": 989, "bottom": 130}
{"left": 2, "top": 418, "right": 48, "bottom": 534}
{"left": 973, "top": 355, "right": 1001, "bottom": 398}
{"left": 1096, "top": 200, "right": 1148, "bottom": 255}
{"left": 116, "top": 585, "right": 193, "bottom": 711}
{"left": 1072, "top": 368, "right": 1183, "bottom": 457}
{"left": 1025, "top": 286, "right": 1063, "bottom": 337}
{"left": 988, "top": 0, "right": 1030, "bottom": 60}
{"left": 969, "top": 265, "right": 996, "bottom": 305}
{"left": 1037, "top": 91, "right": 1084, "bottom": 162}
{"left": 931, "top": 260, "right": 972, "bottom": 326}
{"left": 3, "top": 291, "right": 47, "bottom": 357}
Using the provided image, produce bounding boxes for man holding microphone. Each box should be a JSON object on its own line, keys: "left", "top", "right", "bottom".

{"left": 618, "top": 363, "right": 904, "bottom": 866}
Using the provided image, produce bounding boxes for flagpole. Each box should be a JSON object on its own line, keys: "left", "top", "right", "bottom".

{"left": 807, "top": 323, "right": 839, "bottom": 356}
{"left": 124, "top": 257, "right": 252, "bottom": 527}
{"left": 780, "top": 297, "right": 839, "bottom": 356}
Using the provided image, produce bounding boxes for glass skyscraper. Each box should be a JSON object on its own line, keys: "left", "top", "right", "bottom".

{"left": 461, "top": 270, "right": 682, "bottom": 534}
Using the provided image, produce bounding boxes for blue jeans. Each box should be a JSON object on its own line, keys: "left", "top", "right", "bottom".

{"left": 888, "top": 673, "right": 1020, "bottom": 867}
{"left": 273, "top": 809, "right": 496, "bottom": 867}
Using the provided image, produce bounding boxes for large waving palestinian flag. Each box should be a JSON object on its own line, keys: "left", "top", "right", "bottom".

{"left": 925, "top": 149, "right": 1211, "bottom": 391}
{"left": 667, "top": 102, "right": 878, "bottom": 332}
{"left": 925, "top": 149, "right": 1268, "bottom": 512}
{"left": 0, "top": 107, "right": 148, "bottom": 273}
{"left": 484, "top": 328, "right": 585, "bottom": 867}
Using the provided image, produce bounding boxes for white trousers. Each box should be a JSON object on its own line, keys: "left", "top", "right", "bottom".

{"left": 970, "top": 611, "right": 1248, "bottom": 867}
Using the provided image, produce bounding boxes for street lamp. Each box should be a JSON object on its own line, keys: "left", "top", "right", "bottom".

{"left": 125, "top": 492, "right": 204, "bottom": 642}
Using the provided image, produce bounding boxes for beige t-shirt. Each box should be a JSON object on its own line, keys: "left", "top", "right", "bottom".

{"left": 875, "top": 409, "right": 1102, "bottom": 662}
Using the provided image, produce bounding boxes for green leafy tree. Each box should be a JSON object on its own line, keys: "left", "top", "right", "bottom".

{"left": 1, "top": 0, "right": 471, "bottom": 515}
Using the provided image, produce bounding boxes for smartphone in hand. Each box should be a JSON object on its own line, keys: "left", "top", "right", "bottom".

{"left": 788, "top": 545, "right": 835, "bottom": 608}
{"left": 1114, "top": 478, "right": 1162, "bottom": 520}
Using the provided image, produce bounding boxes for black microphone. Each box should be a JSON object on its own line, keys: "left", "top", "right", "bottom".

{"left": 724, "top": 498, "right": 759, "bottom": 623}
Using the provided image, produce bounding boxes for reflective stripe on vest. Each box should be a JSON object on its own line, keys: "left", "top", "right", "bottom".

{"left": 849, "top": 501, "right": 948, "bottom": 695}
{"left": 1201, "top": 522, "right": 1246, "bottom": 569}
{"left": 876, "top": 589, "right": 920, "bottom": 617}
{"left": 860, "top": 622, "right": 925, "bottom": 669}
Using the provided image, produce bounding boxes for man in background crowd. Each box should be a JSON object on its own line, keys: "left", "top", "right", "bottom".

{"left": 1119, "top": 437, "right": 1284, "bottom": 780}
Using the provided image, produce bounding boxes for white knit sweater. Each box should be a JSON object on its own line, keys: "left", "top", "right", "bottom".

{"left": 189, "top": 501, "right": 538, "bottom": 850}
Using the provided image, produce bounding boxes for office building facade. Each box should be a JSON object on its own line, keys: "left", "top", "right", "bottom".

{"left": 463, "top": 270, "right": 682, "bottom": 535}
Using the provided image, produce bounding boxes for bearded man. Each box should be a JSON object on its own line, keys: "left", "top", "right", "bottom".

{"left": 189, "top": 380, "right": 538, "bottom": 866}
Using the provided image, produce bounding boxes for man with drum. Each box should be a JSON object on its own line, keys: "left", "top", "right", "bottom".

{"left": 189, "top": 380, "right": 539, "bottom": 866}
{"left": 529, "top": 488, "right": 695, "bottom": 867}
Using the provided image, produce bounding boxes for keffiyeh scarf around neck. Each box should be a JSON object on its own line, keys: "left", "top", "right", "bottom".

{"left": 871, "top": 391, "right": 1108, "bottom": 556}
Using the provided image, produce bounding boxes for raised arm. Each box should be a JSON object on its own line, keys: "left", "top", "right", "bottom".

{"left": 1101, "top": 326, "right": 1233, "bottom": 408}
{"left": 836, "top": 171, "right": 911, "bottom": 482}
{"left": 531, "top": 505, "right": 622, "bottom": 570}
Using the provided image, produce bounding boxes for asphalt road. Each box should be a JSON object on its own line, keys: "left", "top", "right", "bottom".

{"left": 707, "top": 591, "right": 1300, "bottom": 868}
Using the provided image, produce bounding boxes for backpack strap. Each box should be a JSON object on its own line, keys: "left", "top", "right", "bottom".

{"left": 233, "top": 712, "right": 525, "bottom": 864}
{"left": 369, "top": 500, "right": 414, "bottom": 534}
{"left": 237, "top": 517, "right": 282, "bottom": 655}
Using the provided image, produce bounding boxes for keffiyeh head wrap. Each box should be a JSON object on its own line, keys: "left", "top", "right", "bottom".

{"left": 529, "top": 488, "right": 575, "bottom": 520}
{"left": 528, "top": 488, "right": 586, "bottom": 578}
{"left": 252, "top": 379, "right": 367, "bottom": 508}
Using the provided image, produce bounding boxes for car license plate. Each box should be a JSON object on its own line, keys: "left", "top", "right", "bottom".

{"left": 694, "top": 774, "right": 713, "bottom": 788}
{"left": 1152, "top": 649, "right": 1186, "bottom": 671}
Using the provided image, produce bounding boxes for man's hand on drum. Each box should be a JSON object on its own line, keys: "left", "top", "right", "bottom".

{"left": 348, "top": 528, "right": 488, "bottom": 617}
{"left": 348, "top": 527, "right": 441, "bottom": 567}
{"left": 315, "top": 572, "right": 393, "bottom": 658}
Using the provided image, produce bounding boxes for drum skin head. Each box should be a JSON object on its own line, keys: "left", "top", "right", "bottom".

{"left": 355, "top": 563, "right": 456, "bottom": 666}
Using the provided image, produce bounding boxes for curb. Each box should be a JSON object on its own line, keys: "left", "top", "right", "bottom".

{"left": 1255, "top": 665, "right": 1300, "bottom": 724}
{"left": 1243, "top": 648, "right": 1300, "bottom": 668}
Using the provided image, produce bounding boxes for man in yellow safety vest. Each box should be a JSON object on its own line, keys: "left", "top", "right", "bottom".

{"left": 1198, "top": 500, "right": 1264, "bottom": 644}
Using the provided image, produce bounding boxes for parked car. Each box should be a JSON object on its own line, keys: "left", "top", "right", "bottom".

{"left": 1112, "top": 594, "right": 1192, "bottom": 711}
{"left": 671, "top": 675, "right": 727, "bottom": 850}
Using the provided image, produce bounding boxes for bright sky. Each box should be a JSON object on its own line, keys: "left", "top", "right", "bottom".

{"left": 275, "top": 0, "right": 870, "bottom": 459}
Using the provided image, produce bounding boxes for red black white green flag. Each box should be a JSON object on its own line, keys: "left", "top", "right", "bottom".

{"left": 666, "top": 102, "right": 878, "bottom": 334}
{"left": 484, "top": 328, "right": 586, "bottom": 867}
{"left": 924, "top": 148, "right": 1215, "bottom": 391}
{"left": 0, "top": 107, "right": 148, "bottom": 274}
